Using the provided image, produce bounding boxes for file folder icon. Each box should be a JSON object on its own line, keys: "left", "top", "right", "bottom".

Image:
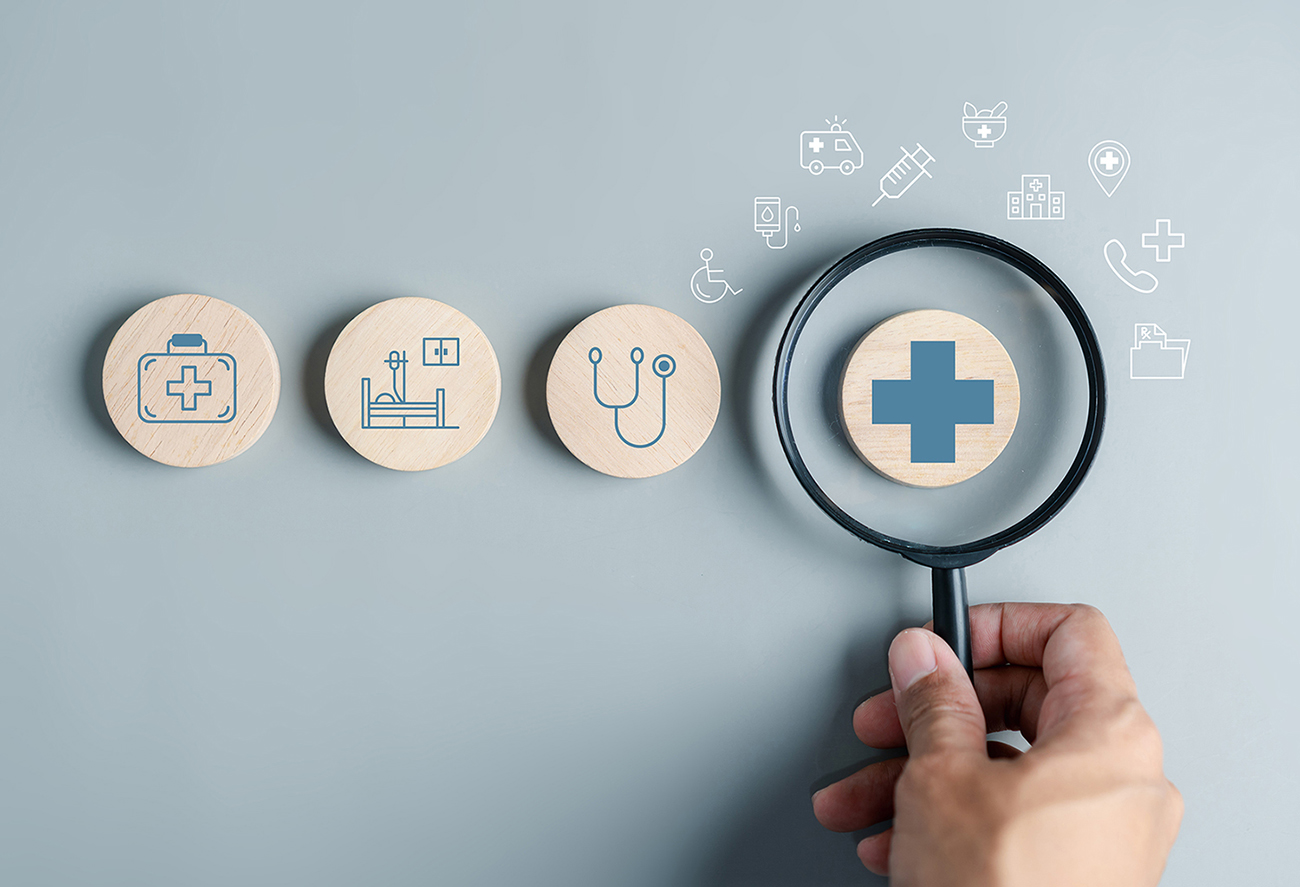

{"left": 1130, "top": 323, "right": 1190, "bottom": 380}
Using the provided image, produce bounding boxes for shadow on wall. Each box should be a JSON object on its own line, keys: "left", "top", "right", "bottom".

{"left": 691, "top": 588, "right": 917, "bottom": 887}
{"left": 81, "top": 300, "right": 147, "bottom": 452}
{"left": 725, "top": 253, "right": 835, "bottom": 501}
{"left": 696, "top": 241, "right": 924, "bottom": 885}
{"left": 301, "top": 301, "right": 389, "bottom": 455}
{"left": 521, "top": 307, "right": 599, "bottom": 459}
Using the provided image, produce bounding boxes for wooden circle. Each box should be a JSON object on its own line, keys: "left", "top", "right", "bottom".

{"left": 102, "top": 294, "right": 281, "bottom": 467}
{"left": 547, "top": 304, "right": 720, "bottom": 478}
{"left": 840, "top": 309, "right": 1020, "bottom": 488}
{"left": 324, "top": 297, "right": 501, "bottom": 471}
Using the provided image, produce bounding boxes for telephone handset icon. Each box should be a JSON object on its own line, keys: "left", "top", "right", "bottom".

{"left": 1104, "top": 238, "right": 1159, "bottom": 294}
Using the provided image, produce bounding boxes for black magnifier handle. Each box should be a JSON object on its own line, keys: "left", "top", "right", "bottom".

{"left": 931, "top": 568, "right": 974, "bottom": 678}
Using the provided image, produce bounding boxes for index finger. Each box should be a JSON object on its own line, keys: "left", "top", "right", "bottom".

{"left": 951, "top": 602, "right": 1138, "bottom": 730}
{"left": 964, "top": 603, "right": 1125, "bottom": 672}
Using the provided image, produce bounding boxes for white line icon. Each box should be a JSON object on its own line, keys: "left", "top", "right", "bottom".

{"left": 961, "top": 102, "right": 1007, "bottom": 148}
{"left": 1142, "top": 219, "right": 1185, "bottom": 262}
{"left": 1130, "top": 323, "right": 1190, "bottom": 380}
{"left": 754, "top": 197, "right": 800, "bottom": 249}
{"left": 800, "top": 116, "right": 863, "bottom": 176}
{"left": 1104, "top": 239, "right": 1159, "bottom": 293}
{"left": 1088, "top": 140, "right": 1131, "bottom": 196}
{"left": 690, "top": 248, "right": 743, "bottom": 303}
{"left": 1007, "top": 174, "right": 1065, "bottom": 220}
{"left": 870, "top": 143, "right": 935, "bottom": 207}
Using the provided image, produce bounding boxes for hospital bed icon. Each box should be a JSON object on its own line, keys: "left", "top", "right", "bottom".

{"left": 361, "top": 343, "right": 460, "bottom": 429}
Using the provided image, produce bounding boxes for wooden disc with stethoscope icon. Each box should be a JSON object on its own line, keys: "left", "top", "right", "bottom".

{"left": 546, "top": 304, "right": 720, "bottom": 478}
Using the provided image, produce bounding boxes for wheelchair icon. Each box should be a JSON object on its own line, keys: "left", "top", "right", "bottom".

{"left": 690, "top": 248, "right": 743, "bottom": 304}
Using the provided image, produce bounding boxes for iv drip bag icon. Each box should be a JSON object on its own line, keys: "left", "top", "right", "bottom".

{"left": 754, "top": 197, "right": 800, "bottom": 249}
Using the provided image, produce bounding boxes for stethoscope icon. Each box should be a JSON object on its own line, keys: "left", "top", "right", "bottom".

{"left": 589, "top": 346, "right": 676, "bottom": 448}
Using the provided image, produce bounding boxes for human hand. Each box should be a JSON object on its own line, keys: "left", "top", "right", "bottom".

{"left": 812, "top": 603, "right": 1182, "bottom": 886}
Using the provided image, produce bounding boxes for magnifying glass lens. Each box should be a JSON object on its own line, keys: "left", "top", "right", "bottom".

{"left": 783, "top": 245, "right": 1092, "bottom": 547}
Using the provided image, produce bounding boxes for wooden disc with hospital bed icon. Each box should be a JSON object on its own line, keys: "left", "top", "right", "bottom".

{"left": 324, "top": 297, "right": 501, "bottom": 471}
{"left": 546, "top": 304, "right": 720, "bottom": 478}
{"left": 839, "top": 309, "right": 1020, "bottom": 488}
{"left": 102, "top": 294, "right": 281, "bottom": 467}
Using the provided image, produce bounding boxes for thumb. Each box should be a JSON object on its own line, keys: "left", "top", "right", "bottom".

{"left": 889, "top": 628, "right": 987, "bottom": 759}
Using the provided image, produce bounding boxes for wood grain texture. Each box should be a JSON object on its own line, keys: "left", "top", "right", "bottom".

{"left": 324, "top": 297, "right": 500, "bottom": 471}
{"left": 102, "top": 294, "right": 281, "bottom": 467}
{"left": 547, "top": 304, "right": 720, "bottom": 478}
{"left": 840, "top": 309, "right": 1020, "bottom": 488}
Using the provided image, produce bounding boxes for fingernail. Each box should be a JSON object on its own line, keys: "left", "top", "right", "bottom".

{"left": 889, "top": 629, "right": 937, "bottom": 691}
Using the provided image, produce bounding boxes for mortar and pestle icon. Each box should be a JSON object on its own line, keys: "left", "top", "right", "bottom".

{"left": 962, "top": 102, "right": 1007, "bottom": 148}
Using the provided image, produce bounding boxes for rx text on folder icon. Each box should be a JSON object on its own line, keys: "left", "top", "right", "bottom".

{"left": 1130, "top": 323, "right": 1190, "bottom": 380}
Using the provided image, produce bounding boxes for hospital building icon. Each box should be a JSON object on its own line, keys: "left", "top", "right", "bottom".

{"left": 1007, "top": 174, "right": 1065, "bottom": 221}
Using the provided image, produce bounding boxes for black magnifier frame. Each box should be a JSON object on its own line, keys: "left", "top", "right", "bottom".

{"left": 773, "top": 228, "right": 1106, "bottom": 674}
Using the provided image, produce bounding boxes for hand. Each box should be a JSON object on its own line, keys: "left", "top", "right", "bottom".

{"left": 812, "top": 603, "right": 1183, "bottom": 886}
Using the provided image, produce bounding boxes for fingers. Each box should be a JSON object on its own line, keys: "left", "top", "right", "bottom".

{"left": 853, "top": 687, "right": 905, "bottom": 749}
{"left": 889, "top": 629, "right": 987, "bottom": 759}
{"left": 811, "top": 756, "right": 907, "bottom": 832}
{"left": 975, "top": 665, "right": 1049, "bottom": 743}
{"left": 857, "top": 828, "right": 892, "bottom": 876}
{"left": 928, "top": 601, "right": 1071, "bottom": 668}
{"left": 973, "top": 604, "right": 1142, "bottom": 745}
{"left": 963, "top": 603, "right": 1135, "bottom": 691}
{"left": 855, "top": 664, "right": 1049, "bottom": 748}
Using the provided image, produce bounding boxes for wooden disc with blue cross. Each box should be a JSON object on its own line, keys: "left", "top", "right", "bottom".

{"left": 839, "top": 309, "right": 1020, "bottom": 488}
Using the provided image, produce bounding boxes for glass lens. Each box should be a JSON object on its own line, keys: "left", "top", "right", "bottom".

{"left": 782, "top": 245, "right": 1092, "bottom": 548}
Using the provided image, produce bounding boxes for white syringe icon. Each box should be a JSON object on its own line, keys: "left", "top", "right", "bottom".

{"left": 871, "top": 143, "right": 936, "bottom": 207}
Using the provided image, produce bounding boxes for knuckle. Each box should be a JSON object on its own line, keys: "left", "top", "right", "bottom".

{"left": 1068, "top": 602, "right": 1110, "bottom": 627}
{"left": 902, "top": 681, "right": 977, "bottom": 731}
{"left": 1110, "top": 697, "right": 1164, "bottom": 760}
{"left": 1165, "top": 779, "right": 1185, "bottom": 821}
{"left": 897, "top": 751, "right": 966, "bottom": 799}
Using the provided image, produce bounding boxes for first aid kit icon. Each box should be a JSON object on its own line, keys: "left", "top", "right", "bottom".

{"left": 137, "top": 333, "right": 237, "bottom": 423}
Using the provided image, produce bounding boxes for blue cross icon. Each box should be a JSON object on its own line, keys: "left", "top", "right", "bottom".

{"left": 872, "top": 341, "right": 994, "bottom": 463}
{"left": 166, "top": 364, "right": 213, "bottom": 411}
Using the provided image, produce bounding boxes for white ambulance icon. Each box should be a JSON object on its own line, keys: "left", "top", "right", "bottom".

{"left": 800, "top": 119, "right": 863, "bottom": 176}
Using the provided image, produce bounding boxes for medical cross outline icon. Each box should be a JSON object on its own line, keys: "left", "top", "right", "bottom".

{"left": 808, "top": 137, "right": 823, "bottom": 153}
{"left": 872, "top": 341, "right": 995, "bottom": 463}
{"left": 166, "top": 365, "right": 213, "bottom": 411}
{"left": 1142, "top": 219, "right": 1185, "bottom": 262}
{"left": 1098, "top": 150, "right": 1121, "bottom": 171}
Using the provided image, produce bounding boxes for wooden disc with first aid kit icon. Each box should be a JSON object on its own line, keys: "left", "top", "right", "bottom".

{"left": 102, "top": 294, "right": 281, "bottom": 467}
{"left": 324, "top": 297, "right": 501, "bottom": 471}
{"left": 546, "top": 304, "right": 720, "bottom": 478}
{"left": 840, "top": 309, "right": 1020, "bottom": 488}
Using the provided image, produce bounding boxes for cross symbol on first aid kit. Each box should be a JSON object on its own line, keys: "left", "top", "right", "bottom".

{"left": 165, "top": 365, "right": 214, "bottom": 410}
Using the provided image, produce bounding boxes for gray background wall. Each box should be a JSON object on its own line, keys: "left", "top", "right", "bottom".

{"left": 1, "top": 1, "right": 1294, "bottom": 884}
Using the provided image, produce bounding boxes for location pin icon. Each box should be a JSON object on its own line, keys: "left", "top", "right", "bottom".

{"left": 1089, "top": 140, "right": 1130, "bottom": 197}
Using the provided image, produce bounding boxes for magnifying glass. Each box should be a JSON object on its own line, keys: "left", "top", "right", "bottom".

{"left": 773, "top": 229, "right": 1106, "bottom": 674}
